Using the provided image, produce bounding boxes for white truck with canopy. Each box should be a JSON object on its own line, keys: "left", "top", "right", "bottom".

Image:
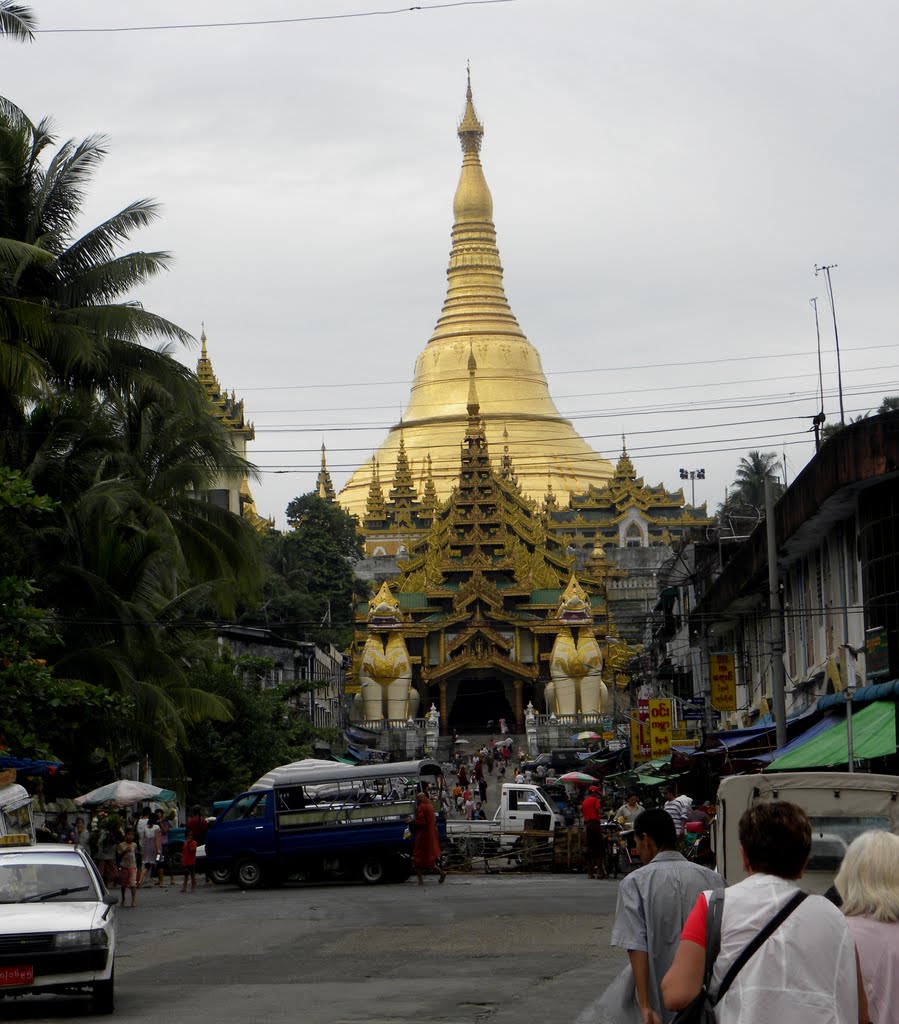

{"left": 714, "top": 771, "right": 899, "bottom": 893}
{"left": 446, "top": 782, "right": 563, "bottom": 858}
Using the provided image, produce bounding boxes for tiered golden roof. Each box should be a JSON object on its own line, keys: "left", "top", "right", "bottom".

{"left": 315, "top": 444, "right": 336, "bottom": 502}
{"left": 338, "top": 75, "right": 613, "bottom": 518}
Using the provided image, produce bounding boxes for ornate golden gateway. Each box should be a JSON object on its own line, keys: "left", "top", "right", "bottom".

{"left": 349, "top": 355, "right": 631, "bottom": 731}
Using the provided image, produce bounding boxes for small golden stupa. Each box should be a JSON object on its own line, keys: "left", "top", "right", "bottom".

{"left": 338, "top": 74, "right": 613, "bottom": 518}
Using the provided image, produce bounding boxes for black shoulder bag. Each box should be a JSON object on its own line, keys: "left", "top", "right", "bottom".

{"left": 670, "top": 888, "right": 725, "bottom": 1024}
{"left": 671, "top": 888, "right": 808, "bottom": 1024}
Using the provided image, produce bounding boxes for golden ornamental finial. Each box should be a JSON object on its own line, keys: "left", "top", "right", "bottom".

{"left": 200, "top": 323, "right": 207, "bottom": 359}
{"left": 458, "top": 66, "right": 483, "bottom": 154}
{"left": 621, "top": 433, "right": 627, "bottom": 455}
{"left": 467, "top": 344, "right": 480, "bottom": 419}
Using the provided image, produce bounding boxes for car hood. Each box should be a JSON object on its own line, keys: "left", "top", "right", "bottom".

{"left": 0, "top": 902, "right": 102, "bottom": 933}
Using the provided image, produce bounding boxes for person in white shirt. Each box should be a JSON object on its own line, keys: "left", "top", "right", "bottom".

{"left": 661, "top": 786, "right": 686, "bottom": 837}
{"left": 662, "top": 800, "right": 867, "bottom": 1024}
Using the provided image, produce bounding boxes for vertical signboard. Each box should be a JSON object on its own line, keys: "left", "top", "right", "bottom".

{"left": 709, "top": 653, "right": 737, "bottom": 712}
{"left": 865, "top": 627, "right": 890, "bottom": 681}
{"left": 648, "top": 698, "right": 673, "bottom": 758}
{"left": 631, "top": 698, "right": 652, "bottom": 762}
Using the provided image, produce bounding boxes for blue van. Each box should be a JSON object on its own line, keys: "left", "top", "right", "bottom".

{"left": 204, "top": 759, "right": 446, "bottom": 888}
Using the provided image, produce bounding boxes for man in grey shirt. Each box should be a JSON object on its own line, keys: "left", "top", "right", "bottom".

{"left": 594, "top": 808, "right": 723, "bottom": 1024}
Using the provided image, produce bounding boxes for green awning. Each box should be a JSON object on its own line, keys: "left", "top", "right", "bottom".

{"left": 767, "top": 701, "right": 896, "bottom": 771}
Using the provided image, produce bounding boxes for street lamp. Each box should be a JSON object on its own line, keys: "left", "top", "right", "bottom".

{"left": 679, "top": 468, "right": 705, "bottom": 507}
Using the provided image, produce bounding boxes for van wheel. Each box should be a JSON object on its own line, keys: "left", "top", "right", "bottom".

{"left": 209, "top": 866, "right": 233, "bottom": 885}
{"left": 360, "top": 856, "right": 387, "bottom": 884}
{"left": 235, "top": 857, "right": 264, "bottom": 890}
{"left": 93, "top": 966, "right": 115, "bottom": 1014}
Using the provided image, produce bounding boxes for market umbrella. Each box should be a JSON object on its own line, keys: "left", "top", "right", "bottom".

{"left": 572, "top": 731, "right": 602, "bottom": 742}
{"left": 74, "top": 780, "right": 176, "bottom": 809}
{"left": 454, "top": 738, "right": 470, "bottom": 745}
{"left": 558, "top": 771, "right": 596, "bottom": 785}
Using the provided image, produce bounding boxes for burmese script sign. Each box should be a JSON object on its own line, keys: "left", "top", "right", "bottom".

{"left": 648, "top": 698, "right": 673, "bottom": 758}
{"left": 865, "top": 627, "right": 890, "bottom": 680}
{"left": 631, "top": 698, "right": 652, "bottom": 762}
{"left": 709, "top": 653, "right": 737, "bottom": 711}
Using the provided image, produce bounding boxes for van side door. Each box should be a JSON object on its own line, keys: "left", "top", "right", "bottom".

{"left": 214, "top": 792, "right": 274, "bottom": 863}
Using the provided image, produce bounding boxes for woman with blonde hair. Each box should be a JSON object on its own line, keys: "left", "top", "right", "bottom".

{"left": 834, "top": 830, "right": 899, "bottom": 1024}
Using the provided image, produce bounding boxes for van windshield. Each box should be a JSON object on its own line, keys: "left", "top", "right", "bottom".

{"left": 221, "top": 794, "right": 267, "bottom": 822}
{"left": 806, "top": 815, "right": 891, "bottom": 872}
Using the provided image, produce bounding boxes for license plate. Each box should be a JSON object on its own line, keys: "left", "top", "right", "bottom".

{"left": 0, "top": 965, "right": 33, "bottom": 987}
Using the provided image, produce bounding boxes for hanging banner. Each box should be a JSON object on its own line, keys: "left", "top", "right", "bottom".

{"left": 648, "top": 698, "right": 673, "bottom": 758}
{"left": 709, "top": 653, "right": 737, "bottom": 711}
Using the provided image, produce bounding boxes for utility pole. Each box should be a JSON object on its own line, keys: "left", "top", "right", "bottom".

{"left": 765, "top": 477, "right": 788, "bottom": 749}
{"left": 815, "top": 265, "right": 844, "bottom": 425}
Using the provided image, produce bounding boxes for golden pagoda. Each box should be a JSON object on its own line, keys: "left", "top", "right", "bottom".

{"left": 195, "top": 327, "right": 272, "bottom": 532}
{"left": 338, "top": 75, "right": 613, "bottom": 518}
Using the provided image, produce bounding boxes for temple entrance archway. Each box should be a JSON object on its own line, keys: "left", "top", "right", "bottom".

{"left": 439, "top": 672, "right": 518, "bottom": 734}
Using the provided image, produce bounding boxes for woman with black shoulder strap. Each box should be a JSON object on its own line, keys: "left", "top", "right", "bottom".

{"left": 662, "top": 801, "right": 869, "bottom": 1024}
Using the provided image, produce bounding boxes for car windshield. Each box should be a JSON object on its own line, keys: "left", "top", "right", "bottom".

{"left": 0, "top": 853, "right": 99, "bottom": 903}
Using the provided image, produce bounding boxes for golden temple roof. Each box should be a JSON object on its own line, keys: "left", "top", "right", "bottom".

{"left": 338, "top": 75, "right": 613, "bottom": 518}
{"left": 196, "top": 327, "right": 255, "bottom": 440}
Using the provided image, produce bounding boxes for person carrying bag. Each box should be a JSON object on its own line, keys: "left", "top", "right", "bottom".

{"left": 670, "top": 889, "right": 807, "bottom": 1023}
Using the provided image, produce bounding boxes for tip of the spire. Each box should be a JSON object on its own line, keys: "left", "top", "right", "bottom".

{"left": 200, "top": 324, "right": 207, "bottom": 357}
{"left": 467, "top": 344, "right": 477, "bottom": 373}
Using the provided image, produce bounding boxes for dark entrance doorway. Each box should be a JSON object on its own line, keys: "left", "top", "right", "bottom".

{"left": 446, "top": 674, "right": 516, "bottom": 733}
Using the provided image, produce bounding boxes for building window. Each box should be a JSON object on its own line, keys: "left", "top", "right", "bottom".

{"left": 625, "top": 523, "right": 643, "bottom": 548}
{"left": 373, "top": 546, "right": 387, "bottom": 557}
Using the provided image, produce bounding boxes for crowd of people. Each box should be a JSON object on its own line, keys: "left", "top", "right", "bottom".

{"left": 593, "top": 799, "right": 899, "bottom": 1024}
{"left": 39, "top": 803, "right": 213, "bottom": 909}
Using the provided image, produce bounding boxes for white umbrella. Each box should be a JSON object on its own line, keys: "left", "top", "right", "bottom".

{"left": 454, "top": 738, "right": 470, "bottom": 745}
{"left": 74, "top": 780, "right": 176, "bottom": 809}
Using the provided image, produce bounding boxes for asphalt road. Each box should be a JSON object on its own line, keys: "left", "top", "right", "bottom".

{"left": 2, "top": 872, "right": 628, "bottom": 1024}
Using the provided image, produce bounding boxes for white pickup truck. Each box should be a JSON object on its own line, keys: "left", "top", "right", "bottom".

{"left": 445, "top": 783, "right": 564, "bottom": 856}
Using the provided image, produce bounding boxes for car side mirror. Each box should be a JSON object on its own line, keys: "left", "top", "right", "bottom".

{"left": 103, "top": 893, "right": 119, "bottom": 906}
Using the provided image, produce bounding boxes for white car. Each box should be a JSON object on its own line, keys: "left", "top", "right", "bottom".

{"left": 0, "top": 837, "right": 117, "bottom": 1013}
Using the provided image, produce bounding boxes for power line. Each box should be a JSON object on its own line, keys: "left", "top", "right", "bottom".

{"left": 35, "top": 0, "right": 516, "bottom": 35}
{"left": 228, "top": 343, "right": 899, "bottom": 393}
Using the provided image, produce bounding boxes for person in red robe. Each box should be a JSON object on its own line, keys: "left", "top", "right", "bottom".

{"left": 410, "top": 793, "right": 447, "bottom": 886}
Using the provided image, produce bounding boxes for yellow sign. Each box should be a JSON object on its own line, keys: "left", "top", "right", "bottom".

{"left": 648, "top": 698, "right": 673, "bottom": 758}
{"left": 602, "top": 731, "right": 615, "bottom": 741}
{"left": 709, "top": 653, "right": 737, "bottom": 711}
{"left": 630, "top": 720, "right": 651, "bottom": 762}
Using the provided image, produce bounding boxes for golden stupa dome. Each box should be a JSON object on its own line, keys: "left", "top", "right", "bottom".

{"left": 338, "top": 75, "right": 613, "bottom": 519}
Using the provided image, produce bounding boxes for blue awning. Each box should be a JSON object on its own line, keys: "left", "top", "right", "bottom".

{"left": 817, "top": 679, "right": 899, "bottom": 711}
{"left": 0, "top": 755, "right": 63, "bottom": 777}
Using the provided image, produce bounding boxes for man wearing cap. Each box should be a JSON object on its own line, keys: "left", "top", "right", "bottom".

{"left": 581, "top": 784, "right": 606, "bottom": 879}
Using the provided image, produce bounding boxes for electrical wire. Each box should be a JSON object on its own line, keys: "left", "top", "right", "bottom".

{"left": 35, "top": 0, "right": 517, "bottom": 35}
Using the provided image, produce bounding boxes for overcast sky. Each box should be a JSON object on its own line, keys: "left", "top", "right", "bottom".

{"left": 6, "top": 1, "right": 899, "bottom": 526}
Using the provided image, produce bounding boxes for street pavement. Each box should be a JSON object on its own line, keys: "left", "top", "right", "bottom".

{"left": 2, "top": 872, "right": 627, "bottom": 1023}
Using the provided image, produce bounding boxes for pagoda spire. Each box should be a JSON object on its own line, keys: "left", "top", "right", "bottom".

{"left": 364, "top": 457, "right": 387, "bottom": 526}
{"left": 421, "top": 453, "right": 439, "bottom": 518}
{"left": 543, "top": 472, "right": 558, "bottom": 513}
{"left": 336, "top": 75, "right": 614, "bottom": 517}
{"left": 316, "top": 443, "right": 336, "bottom": 502}
{"left": 615, "top": 436, "right": 637, "bottom": 481}
{"left": 499, "top": 424, "right": 518, "bottom": 487}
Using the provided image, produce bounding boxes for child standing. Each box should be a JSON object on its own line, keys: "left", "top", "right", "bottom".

{"left": 117, "top": 829, "right": 138, "bottom": 907}
{"left": 180, "top": 828, "right": 198, "bottom": 892}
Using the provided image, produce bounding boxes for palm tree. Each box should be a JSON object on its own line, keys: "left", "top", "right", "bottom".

{"left": 0, "top": 101, "right": 195, "bottom": 450}
{"left": 730, "top": 450, "right": 783, "bottom": 508}
{"left": 0, "top": 1, "right": 35, "bottom": 41}
{"left": 718, "top": 450, "right": 784, "bottom": 533}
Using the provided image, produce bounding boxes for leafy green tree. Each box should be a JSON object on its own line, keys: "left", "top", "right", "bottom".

{"left": 0, "top": 468, "right": 129, "bottom": 784}
{"left": 182, "top": 655, "right": 338, "bottom": 805}
{"left": 247, "top": 494, "right": 365, "bottom": 648}
{"left": 877, "top": 396, "right": 899, "bottom": 413}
